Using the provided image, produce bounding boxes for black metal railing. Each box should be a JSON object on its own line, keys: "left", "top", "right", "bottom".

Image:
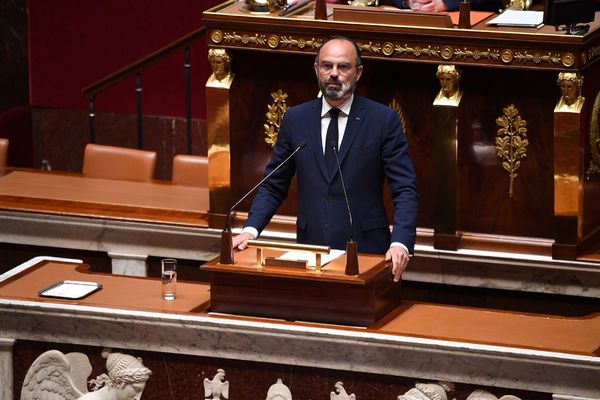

{"left": 81, "top": 26, "right": 206, "bottom": 153}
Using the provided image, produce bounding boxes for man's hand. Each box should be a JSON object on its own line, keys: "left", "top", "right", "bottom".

{"left": 385, "top": 246, "right": 410, "bottom": 283}
{"left": 407, "top": 0, "right": 448, "bottom": 12}
{"left": 232, "top": 232, "right": 255, "bottom": 250}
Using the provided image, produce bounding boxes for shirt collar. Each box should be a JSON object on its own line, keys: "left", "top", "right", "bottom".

{"left": 321, "top": 94, "right": 354, "bottom": 118}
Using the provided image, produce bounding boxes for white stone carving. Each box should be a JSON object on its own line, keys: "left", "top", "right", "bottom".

{"left": 331, "top": 381, "right": 356, "bottom": 400}
{"left": 466, "top": 389, "right": 521, "bottom": 400}
{"left": 397, "top": 381, "right": 455, "bottom": 400}
{"left": 266, "top": 378, "right": 292, "bottom": 400}
{"left": 203, "top": 368, "right": 229, "bottom": 399}
{"left": 20, "top": 348, "right": 151, "bottom": 400}
{"left": 21, "top": 350, "right": 91, "bottom": 400}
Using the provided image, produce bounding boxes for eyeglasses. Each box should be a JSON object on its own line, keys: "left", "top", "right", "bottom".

{"left": 318, "top": 61, "right": 357, "bottom": 75}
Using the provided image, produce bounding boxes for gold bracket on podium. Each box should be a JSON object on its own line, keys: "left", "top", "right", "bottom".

{"left": 247, "top": 239, "right": 330, "bottom": 272}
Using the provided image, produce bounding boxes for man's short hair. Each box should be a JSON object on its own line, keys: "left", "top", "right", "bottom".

{"left": 316, "top": 36, "right": 362, "bottom": 67}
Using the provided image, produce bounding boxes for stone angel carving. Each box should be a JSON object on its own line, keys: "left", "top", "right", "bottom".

{"left": 397, "top": 381, "right": 455, "bottom": 400}
{"left": 21, "top": 350, "right": 92, "bottom": 400}
{"left": 203, "top": 368, "right": 229, "bottom": 400}
{"left": 20, "top": 348, "right": 152, "bottom": 400}
{"left": 466, "top": 389, "right": 521, "bottom": 400}
{"left": 330, "top": 381, "right": 356, "bottom": 400}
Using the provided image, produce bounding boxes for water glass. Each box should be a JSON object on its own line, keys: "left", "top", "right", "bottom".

{"left": 161, "top": 258, "right": 177, "bottom": 300}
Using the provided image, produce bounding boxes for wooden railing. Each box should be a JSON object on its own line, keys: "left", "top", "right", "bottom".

{"left": 81, "top": 26, "right": 206, "bottom": 152}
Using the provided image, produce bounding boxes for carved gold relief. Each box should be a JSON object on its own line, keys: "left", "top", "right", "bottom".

{"left": 454, "top": 48, "right": 499, "bottom": 61}
{"left": 495, "top": 104, "right": 529, "bottom": 198}
{"left": 513, "top": 51, "right": 560, "bottom": 64}
{"left": 389, "top": 98, "right": 408, "bottom": 136}
{"left": 587, "top": 92, "right": 600, "bottom": 179}
{"left": 279, "top": 36, "right": 322, "bottom": 50}
{"left": 561, "top": 53, "right": 575, "bottom": 67}
{"left": 211, "top": 30, "right": 224, "bottom": 44}
{"left": 501, "top": 49, "right": 514, "bottom": 63}
{"left": 395, "top": 44, "right": 441, "bottom": 58}
{"left": 222, "top": 32, "right": 267, "bottom": 46}
{"left": 264, "top": 90, "right": 289, "bottom": 147}
{"left": 588, "top": 44, "right": 600, "bottom": 64}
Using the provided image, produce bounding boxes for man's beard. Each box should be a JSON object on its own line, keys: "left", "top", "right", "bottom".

{"left": 319, "top": 76, "right": 357, "bottom": 101}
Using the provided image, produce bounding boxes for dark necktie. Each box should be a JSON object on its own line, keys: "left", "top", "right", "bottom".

{"left": 325, "top": 108, "right": 340, "bottom": 174}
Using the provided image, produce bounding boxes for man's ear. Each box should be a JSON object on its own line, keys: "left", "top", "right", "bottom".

{"left": 314, "top": 62, "right": 320, "bottom": 77}
{"left": 356, "top": 65, "right": 364, "bottom": 81}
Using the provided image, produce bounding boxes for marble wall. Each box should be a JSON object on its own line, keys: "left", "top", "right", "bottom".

{"left": 12, "top": 340, "right": 550, "bottom": 400}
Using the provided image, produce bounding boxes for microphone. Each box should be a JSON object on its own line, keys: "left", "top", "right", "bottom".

{"left": 220, "top": 139, "right": 308, "bottom": 264}
{"left": 330, "top": 143, "right": 359, "bottom": 275}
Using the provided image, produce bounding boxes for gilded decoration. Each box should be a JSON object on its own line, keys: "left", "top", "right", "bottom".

{"left": 587, "top": 92, "right": 600, "bottom": 179}
{"left": 389, "top": 98, "right": 408, "bottom": 136}
{"left": 211, "top": 30, "right": 224, "bottom": 44}
{"left": 555, "top": 72, "right": 584, "bottom": 112}
{"left": 454, "top": 47, "right": 499, "bottom": 61}
{"left": 501, "top": 49, "right": 514, "bottom": 63}
{"left": 513, "top": 51, "right": 560, "bottom": 65}
{"left": 264, "top": 90, "right": 289, "bottom": 147}
{"left": 210, "top": 31, "right": 578, "bottom": 68}
{"left": 434, "top": 64, "right": 462, "bottom": 106}
{"left": 588, "top": 44, "right": 600, "bottom": 64}
{"left": 222, "top": 32, "right": 267, "bottom": 46}
{"left": 207, "top": 48, "right": 234, "bottom": 88}
{"left": 495, "top": 104, "right": 529, "bottom": 198}
{"left": 279, "top": 36, "right": 323, "bottom": 50}
{"left": 561, "top": 53, "right": 575, "bottom": 67}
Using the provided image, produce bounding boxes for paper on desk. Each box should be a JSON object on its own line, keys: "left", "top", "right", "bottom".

{"left": 277, "top": 249, "right": 345, "bottom": 267}
{"left": 485, "top": 10, "right": 543, "bottom": 28}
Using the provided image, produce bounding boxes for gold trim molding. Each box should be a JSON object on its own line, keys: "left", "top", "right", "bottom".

{"left": 264, "top": 90, "right": 289, "bottom": 147}
{"left": 208, "top": 29, "right": 576, "bottom": 68}
{"left": 587, "top": 92, "right": 600, "bottom": 179}
{"left": 496, "top": 104, "right": 529, "bottom": 198}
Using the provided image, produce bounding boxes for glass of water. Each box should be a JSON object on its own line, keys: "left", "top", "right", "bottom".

{"left": 161, "top": 258, "right": 177, "bottom": 300}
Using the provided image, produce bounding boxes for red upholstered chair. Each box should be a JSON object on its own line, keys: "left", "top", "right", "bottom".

{"left": 82, "top": 143, "right": 157, "bottom": 182}
{"left": 0, "top": 138, "right": 8, "bottom": 169}
{"left": 172, "top": 154, "right": 208, "bottom": 187}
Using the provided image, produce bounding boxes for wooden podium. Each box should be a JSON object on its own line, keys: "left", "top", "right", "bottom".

{"left": 203, "top": 248, "right": 401, "bottom": 326}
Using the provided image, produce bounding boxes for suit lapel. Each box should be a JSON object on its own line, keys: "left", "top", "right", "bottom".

{"left": 337, "top": 96, "right": 365, "bottom": 170}
{"left": 308, "top": 98, "right": 330, "bottom": 181}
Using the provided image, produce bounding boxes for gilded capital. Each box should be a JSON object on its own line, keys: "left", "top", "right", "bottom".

{"left": 555, "top": 72, "right": 584, "bottom": 112}
{"left": 434, "top": 64, "right": 462, "bottom": 106}
{"left": 207, "top": 48, "right": 234, "bottom": 88}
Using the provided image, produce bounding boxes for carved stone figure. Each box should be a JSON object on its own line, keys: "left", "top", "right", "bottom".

{"left": 203, "top": 368, "right": 229, "bottom": 399}
{"left": 466, "top": 389, "right": 521, "bottom": 400}
{"left": 556, "top": 72, "right": 584, "bottom": 111}
{"left": 330, "top": 381, "right": 356, "bottom": 400}
{"left": 397, "top": 381, "right": 455, "bottom": 400}
{"left": 21, "top": 350, "right": 92, "bottom": 400}
{"left": 80, "top": 348, "right": 151, "bottom": 400}
{"left": 266, "top": 378, "right": 292, "bottom": 400}
{"left": 208, "top": 48, "right": 233, "bottom": 83}
{"left": 20, "top": 348, "right": 151, "bottom": 400}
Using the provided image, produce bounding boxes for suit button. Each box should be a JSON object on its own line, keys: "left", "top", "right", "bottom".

{"left": 327, "top": 195, "right": 334, "bottom": 202}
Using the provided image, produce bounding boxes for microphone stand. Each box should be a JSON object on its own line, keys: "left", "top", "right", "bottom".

{"left": 332, "top": 144, "right": 359, "bottom": 276}
{"left": 219, "top": 140, "right": 307, "bottom": 264}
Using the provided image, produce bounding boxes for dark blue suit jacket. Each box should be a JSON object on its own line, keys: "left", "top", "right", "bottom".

{"left": 245, "top": 95, "right": 419, "bottom": 255}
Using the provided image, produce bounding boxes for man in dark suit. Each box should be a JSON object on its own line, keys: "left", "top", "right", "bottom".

{"left": 233, "top": 36, "right": 419, "bottom": 282}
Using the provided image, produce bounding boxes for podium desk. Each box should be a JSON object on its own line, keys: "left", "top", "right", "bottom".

{"left": 1, "top": 258, "right": 600, "bottom": 399}
{"left": 202, "top": 3, "right": 600, "bottom": 265}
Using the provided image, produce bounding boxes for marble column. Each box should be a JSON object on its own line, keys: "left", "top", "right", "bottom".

{"left": 0, "top": 338, "right": 15, "bottom": 400}
{"left": 108, "top": 252, "right": 148, "bottom": 276}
